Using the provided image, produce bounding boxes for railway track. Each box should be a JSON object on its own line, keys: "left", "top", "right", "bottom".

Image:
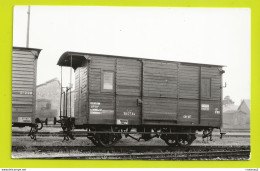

{"left": 14, "top": 146, "right": 250, "bottom": 160}
{"left": 41, "top": 150, "right": 250, "bottom": 160}
{"left": 12, "top": 131, "right": 250, "bottom": 138}
{"left": 12, "top": 145, "right": 250, "bottom": 153}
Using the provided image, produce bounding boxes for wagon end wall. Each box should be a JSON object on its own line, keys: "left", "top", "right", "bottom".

{"left": 12, "top": 47, "right": 41, "bottom": 126}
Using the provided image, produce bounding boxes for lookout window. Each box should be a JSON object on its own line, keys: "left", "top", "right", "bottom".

{"left": 201, "top": 78, "right": 211, "bottom": 98}
{"left": 102, "top": 71, "right": 114, "bottom": 91}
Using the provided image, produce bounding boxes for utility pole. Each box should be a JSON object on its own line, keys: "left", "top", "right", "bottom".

{"left": 26, "top": 6, "right": 30, "bottom": 48}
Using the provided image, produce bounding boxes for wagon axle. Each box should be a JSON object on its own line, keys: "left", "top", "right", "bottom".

{"left": 56, "top": 116, "right": 75, "bottom": 141}
{"left": 28, "top": 118, "right": 44, "bottom": 140}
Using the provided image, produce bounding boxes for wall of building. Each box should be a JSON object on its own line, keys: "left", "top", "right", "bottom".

{"left": 36, "top": 78, "right": 61, "bottom": 118}
{"left": 36, "top": 78, "right": 75, "bottom": 119}
{"left": 222, "top": 100, "right": 250, "bottom": 130}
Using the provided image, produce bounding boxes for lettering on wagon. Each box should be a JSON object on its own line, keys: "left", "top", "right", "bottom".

{"left": 183, "top": 115, "right": 191, "bottom": 119}
{"left": 123, "top": 109, "right": 135, "bottom": 116}
{"left": 201, "top": 104, "right": 210, "bottom": 111}
{"left": 18, "top": 117, "right": 31, "bottom": 123}
{"left": 117, "top": 119, "right": 128, "bottom": 125}
{"left": 19, "top": 91, "right": 32, "bottom": 95}
{"left": 90, "top": 102, "right": 102, "bottom": 114}
{"left": 214, "top": 108, "right": 220, "bottom": 114}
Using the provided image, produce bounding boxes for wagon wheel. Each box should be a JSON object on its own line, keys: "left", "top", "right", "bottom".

{"left": 89, "top": 137, "right": 101, "bottom": 146}
{"left": 177, "top": 134, "right": 195, "bottom": 147}
{"left": 91, "top": 139, "right": 101, "bottom": 146}
{"left": 160, "top": 128, "right": 178, "bottom": 147}
{"left": 164, "top": 137, "right": 178, "bottom": 147}
{"left": 97, "top": 133, "right": 119, "bottom": 147}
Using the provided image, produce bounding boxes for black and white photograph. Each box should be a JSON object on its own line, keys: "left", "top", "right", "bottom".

{"left": 12, "top": 6, "right": 250, "bottom": 160}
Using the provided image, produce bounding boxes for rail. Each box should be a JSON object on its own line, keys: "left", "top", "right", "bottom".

{"left": 13, "top": 145, "right": 250, "bottom": 160}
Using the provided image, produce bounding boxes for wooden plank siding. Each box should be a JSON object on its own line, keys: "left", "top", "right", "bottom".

{"left": 74, "top": 60, "right": 88, "bottom": 125}
{"left": 74, "top": 66, "right": 81, "bottom": 124}
{"left": 143, "top": 97, "right": 177, "bottom": 124}
{"left": 89, "top": 94, "right": 115, "bottom": 124}
{"left": 116, "top": 58, "right": 141, "bottom": 96}
{"left": 200, "top": 66, "right": 222, "bottom": 126}
{"left": 201, "top": 66, "right": 221, "bottom": 100}
{"left": 79, "top": 61, "right": 88, "bottom": 124}
{"left": 116, "top": 96, "right": 141, "bottom": 125}
{"left": 12, "top": 47, "right": 41, "bottom": 124}
{"left": 179, "top": 65, "right": 200, "bottom": 99}
{"left": 87, "top": 56, "right": 115, "bottom": 124}
{"left": 66, "top": 52, "right": 222, "bottom": 127}
{"left": 116, "top": 58, "right": 141, "bottom": 125}
{"left": 200, "top": 100, "right": 221, "bottom": 126}
{"left": 142, "top": 61, "right": 178, "bottom": 125}
{"left": 177, "top": 99, "right": 199, "bottom": 125}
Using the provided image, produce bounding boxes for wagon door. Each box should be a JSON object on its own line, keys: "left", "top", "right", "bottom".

{"left": 116, "top": 58, "right": 142, "bottom": 125}
{"left": 200, "top": 66, "right": 222, "bottom": 127}
{"left": 178, "top": 65, "right": 200, "bottom": 125}
{"left": 142, "top": 61, "right": 178, "bottom": 125}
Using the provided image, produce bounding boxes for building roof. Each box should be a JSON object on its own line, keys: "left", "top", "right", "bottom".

{"left": 223, "top": 104, "right": 239, "bottom": 113}
{"left": 238, "top": 99, "right": 250, "bottom": 113}
{"left": 37, "top": 78, "right": 60, "bottom": 88}
{"left": 243, "top": 99, "right": 250, "bottom": 110}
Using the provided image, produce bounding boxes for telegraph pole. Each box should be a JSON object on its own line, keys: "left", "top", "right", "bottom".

{"left": 26, "top": 6, "right": 30, "bottom": 48}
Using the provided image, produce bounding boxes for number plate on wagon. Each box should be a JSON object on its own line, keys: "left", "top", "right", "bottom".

{"left": 18, "top": 117, "right": 32, "bottom": 123}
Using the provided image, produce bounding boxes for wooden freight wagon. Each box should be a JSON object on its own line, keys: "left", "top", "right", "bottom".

{"left": 57, "top": 51, "right": 225, "bottom": 146}
{"left": 12, "top": 47, "right": 42, "bottom": 131}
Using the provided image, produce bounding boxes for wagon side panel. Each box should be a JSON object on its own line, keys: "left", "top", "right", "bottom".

{"left": 74, "top": 61, "right": 88, "bottom": 125}
{"left": 12, "top": 49, "right": 38, "bottom": 124}
{"left": 74, "top": 67, "right": 80, "bottom": 124}
{"left": 116, "top": 58, "right": 142, "bottom": 125}
{"left": 88, "top": 56, "right": 116, "bottom": 124}
{"left": 200, "top": 66, "right": 222, "bottom": 127}
{"left": 177, "top": 65, "right": 199, "bottom": 125}
{"left": 142, "top": 61, "right": 178, "bottom": 125}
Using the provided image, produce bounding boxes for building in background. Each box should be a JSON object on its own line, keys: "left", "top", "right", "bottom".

{"left": 36, "top": 78, "right": 61, "bottom": 118}
{"left": 36, "top": 99, "right": 57, "bottom": 124}
{"left": 222, "top": 99, "right": 250, "bottom": 130}
{"left": 36, "top": 78, "right": 75, "bottom": 123}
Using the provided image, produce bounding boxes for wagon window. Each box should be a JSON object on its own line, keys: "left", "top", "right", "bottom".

{"left": 201, "top": 78, "right": 211, "bottom": 98}
{"left": 102, "top": 71, "right": 114, "bottom": 91}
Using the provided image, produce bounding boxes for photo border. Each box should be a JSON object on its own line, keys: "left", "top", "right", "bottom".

{"left": 0, "top": 0, "right": 259, "bottom": 168}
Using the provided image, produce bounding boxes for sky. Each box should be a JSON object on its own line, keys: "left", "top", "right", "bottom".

{"left": 13, "top": 6, "right": 251, "bottom": 105}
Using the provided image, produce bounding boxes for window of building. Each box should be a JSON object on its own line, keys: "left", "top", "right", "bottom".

{"left": 102, "top": 71, "right": 114, "bottom": 91}
{"left": 201, "top": 78, "right": 211, "bottom": 98}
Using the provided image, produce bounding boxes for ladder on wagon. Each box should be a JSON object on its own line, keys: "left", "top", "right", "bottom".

{"left": 55, "top": 56, "right": 75, "bottom": 141}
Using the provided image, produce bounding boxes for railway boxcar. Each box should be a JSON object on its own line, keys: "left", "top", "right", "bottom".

{"left": 12, "top": 47, "right": 43, "bottom": 135}
{"left": 57, "top": 52, "right": 225, "bottom": 147}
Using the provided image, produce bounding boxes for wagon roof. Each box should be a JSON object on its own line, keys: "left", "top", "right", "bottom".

{"left": 13, "top": 46, "right": 42, "bottom": 52}
{"left": 13, "top": 46, "right": 42, "bottom": 58}
{"left": 57, "top": 51, "right": 225, "bottom": 68}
